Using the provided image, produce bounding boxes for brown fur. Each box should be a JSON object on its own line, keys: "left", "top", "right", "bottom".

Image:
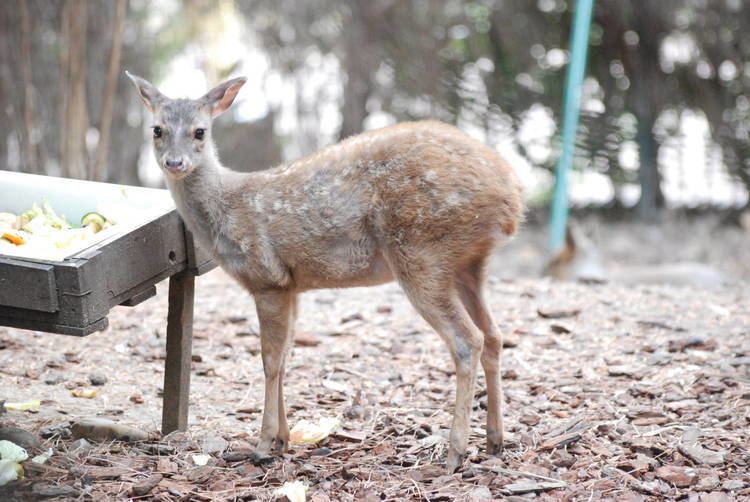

{"left": 127, "top": 74, "right": 524, "bottom": 471}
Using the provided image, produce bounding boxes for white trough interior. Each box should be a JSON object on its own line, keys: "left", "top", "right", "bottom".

{"left": 0, "top": 171, "right": 175, "bottom": 262}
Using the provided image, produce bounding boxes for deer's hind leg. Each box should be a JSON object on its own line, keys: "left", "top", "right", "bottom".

{"left": 392, "top": 253, "right": 484, "bottom": 472}
{"left": 455, "top": 256, "right": 504, "bottom": 456}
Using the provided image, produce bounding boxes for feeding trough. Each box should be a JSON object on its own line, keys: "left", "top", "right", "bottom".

{"left": 0, "top": 171, "right": 215, "bottom": 433}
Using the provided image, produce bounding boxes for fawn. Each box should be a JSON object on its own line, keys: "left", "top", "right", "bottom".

{"left": 127, "top": 72, "right": 524, "bottom": 471}
{"left": 544, "top": 222, "right": 728, "bottom": 287}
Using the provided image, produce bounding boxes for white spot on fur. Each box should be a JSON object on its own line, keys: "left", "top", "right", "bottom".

{"left": 253, "top": 193, "right": 264, "bottom": 212}
{"left": 446, "top": 192, "right": 462, "bottom": 206}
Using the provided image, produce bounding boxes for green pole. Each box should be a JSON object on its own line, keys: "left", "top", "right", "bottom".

{"left": 549, "top": 0, "right": 595, "bottom": 251}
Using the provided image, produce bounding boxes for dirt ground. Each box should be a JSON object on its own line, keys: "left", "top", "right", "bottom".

{"left": 0, "top": 217, "right": 749, "bottom": 501}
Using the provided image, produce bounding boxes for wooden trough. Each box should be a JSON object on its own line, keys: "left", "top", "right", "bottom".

{"left": 0, "top": 171, "right": 214, "bottom": 434}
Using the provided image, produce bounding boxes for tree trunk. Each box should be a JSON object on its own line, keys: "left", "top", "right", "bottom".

{"left": 340, "top": 72, "right": 370, "bottom": 139}
{"left": 92, "top": 0, "right": 127, "bottom": 181}
{"left": 338, "top": 0, "right": 378, "bottom": 139}
{"left": 60, "top": 0, "right": 89, "bottom": 179}
{"left": 18, "top": 0, "right": 40, "bottom": 173}
{"left": 635, "top": 110, "right": 664, "bottom": 221}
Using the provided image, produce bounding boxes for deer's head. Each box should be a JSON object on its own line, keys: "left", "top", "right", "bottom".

{"left": 126, "top": 72, "right": 246, "bottom": 180}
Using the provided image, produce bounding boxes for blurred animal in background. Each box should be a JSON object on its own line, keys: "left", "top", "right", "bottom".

{"left": 544, "top": 221, "right": 729, "bottom": 288}
{"left": 740, "top": 210, "right": 750, "bottom": 235}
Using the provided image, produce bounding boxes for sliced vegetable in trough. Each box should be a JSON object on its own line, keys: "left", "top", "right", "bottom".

{"left": 81, "top": 212, "right": 107, "bottom": 232}
{"left": 1, "top": 233, "right": 24, "bottom": 245}
{"left": 0, "top": 201, "right": 120, "bottom": 258}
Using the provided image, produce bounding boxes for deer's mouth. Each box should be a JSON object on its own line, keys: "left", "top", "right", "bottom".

{"left": 164, "top": 163, "right": 188, "bottom": 174}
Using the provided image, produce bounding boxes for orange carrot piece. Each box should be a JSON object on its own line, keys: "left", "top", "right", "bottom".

{"left": 2, "top": 232, "right": 25, "bottom": 245}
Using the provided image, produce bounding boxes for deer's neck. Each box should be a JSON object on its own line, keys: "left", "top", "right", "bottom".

{"left": 165, "top": 156, "right": 232, "bottom": 253}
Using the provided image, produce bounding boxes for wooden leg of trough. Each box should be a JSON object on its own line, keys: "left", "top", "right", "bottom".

{"left": 162, "top": 270, "right": 195, "bottom": 435}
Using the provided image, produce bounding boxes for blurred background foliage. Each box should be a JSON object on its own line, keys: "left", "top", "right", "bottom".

{"left": 1, "top": 0, "right": 749, "bottom": 219}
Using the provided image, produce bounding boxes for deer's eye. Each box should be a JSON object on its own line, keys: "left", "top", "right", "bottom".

{"left": 153, "top": 126, "right": 162, "bottom": 139}
{"left": 194, "top": 128, "right": 205, "bottom": 140}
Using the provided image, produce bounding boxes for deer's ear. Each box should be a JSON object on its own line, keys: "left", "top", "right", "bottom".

{"left": 201, "top": 77, "right": 247, "bottom": 117}
{"left": 125, "top": 71, "right": 165, "bottom": 113}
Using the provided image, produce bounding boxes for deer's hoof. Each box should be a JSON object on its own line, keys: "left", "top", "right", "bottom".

{"left": 445, "top": 450, "right": 465, "bottom": 473}
{"left": 486, "top": 427, "right": 504, "bottom": 456}
{"left": 272, "top": 436, "right": 289, "bottom": 455}
{"left": 248, "top": 450, "right": 275, "bottom": 466}
{"left": 487, "top": 438, "right": 504, "bottom": 456}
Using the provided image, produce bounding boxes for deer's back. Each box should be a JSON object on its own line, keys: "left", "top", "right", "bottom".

{"left": 226, "top": 121, "right": 523, "bottom": 290}
{"left": 363, "top": 121, "right": 523, "bottom": 239}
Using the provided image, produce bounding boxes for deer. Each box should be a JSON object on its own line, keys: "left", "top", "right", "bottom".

{"left": 544, "top": 221, "right": 730, "bottom": 287}
{"left": 126, "top": 72, "right": 524, "bottom": 471}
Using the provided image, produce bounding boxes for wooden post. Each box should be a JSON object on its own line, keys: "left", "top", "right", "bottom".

{"left": 162, "top": 270, "right": 195, "bottom": 434}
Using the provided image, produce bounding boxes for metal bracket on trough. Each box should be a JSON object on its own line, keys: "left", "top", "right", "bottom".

{"left": 120, "top": 285, "right": 158, "bottom": 307}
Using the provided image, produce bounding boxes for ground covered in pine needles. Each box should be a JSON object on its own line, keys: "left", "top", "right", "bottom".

{"left": 1, "top": 218, "right": 749, "bottom": 501}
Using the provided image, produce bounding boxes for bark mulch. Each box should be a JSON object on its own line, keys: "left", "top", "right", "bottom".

{"left": 0, "top": 268, "right": 748, "bottom": 501}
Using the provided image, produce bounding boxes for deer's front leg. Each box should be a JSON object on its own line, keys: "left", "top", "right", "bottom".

{"left": 275, "top": 295, "right": 298, "bottom": 453}
{"left": 253, "top": 289, "right": 296, "bottom": 459}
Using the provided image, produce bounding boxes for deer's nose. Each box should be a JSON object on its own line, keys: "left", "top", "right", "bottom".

{"left": 165, "top": 158, "right": 184, "bottom": 172}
